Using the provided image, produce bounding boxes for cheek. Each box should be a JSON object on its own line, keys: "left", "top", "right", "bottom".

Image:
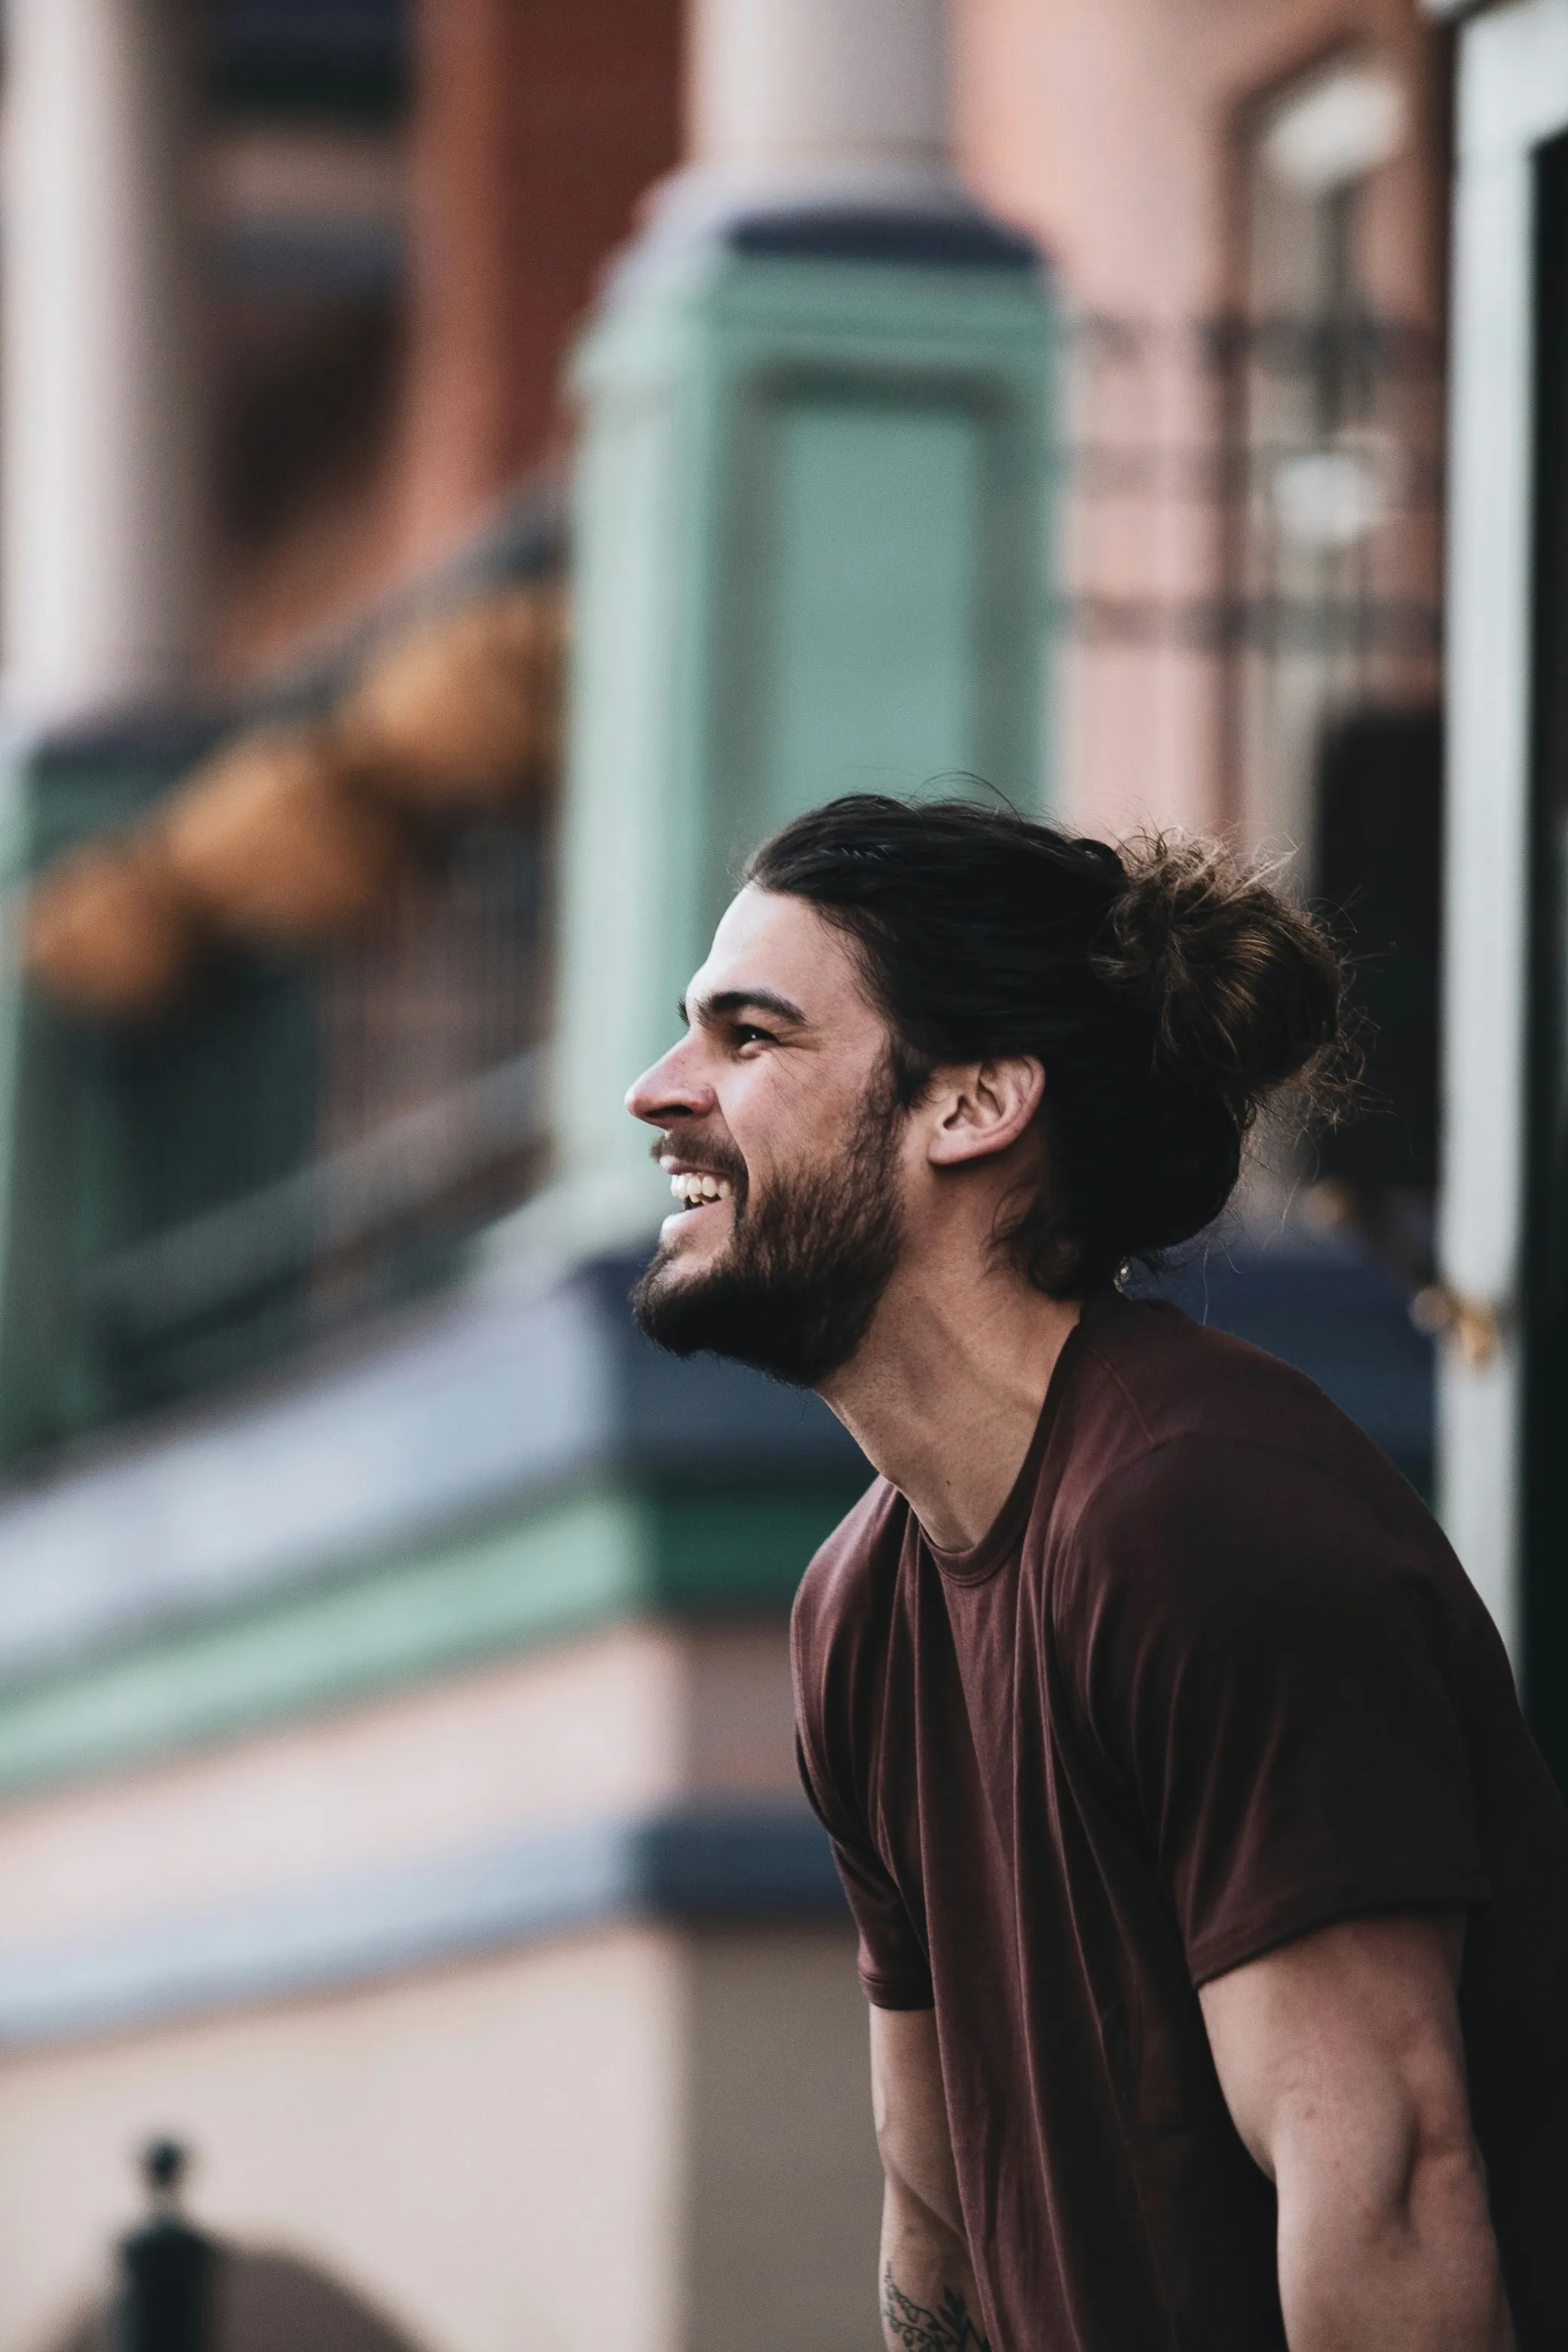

{"left": 725, "top": 1073, "right": 828, "bottom": 1181}
{"left": 739, "top": 1076, "right": 883, "bottom": 1193}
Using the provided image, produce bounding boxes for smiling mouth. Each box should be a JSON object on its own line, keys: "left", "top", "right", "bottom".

{"left": 666, "top": 1170, "right": 734, "bottom": 1208}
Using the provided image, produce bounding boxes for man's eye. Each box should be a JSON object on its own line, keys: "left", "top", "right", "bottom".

{"left": 733, "top": 1025, "right": 775, "bottom": 1048}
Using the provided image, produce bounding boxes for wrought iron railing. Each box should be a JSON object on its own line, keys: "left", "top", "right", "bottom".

{"left": 1, "top": 495, "right": 559, "bottom": 1461}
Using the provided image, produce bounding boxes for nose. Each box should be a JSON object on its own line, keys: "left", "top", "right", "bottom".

{"left": 625, "top": 1038, "right": 715, "bottom": 1131}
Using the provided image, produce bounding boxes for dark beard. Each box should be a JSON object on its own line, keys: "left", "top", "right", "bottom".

{"left": 631, "top": 1082, "right": 905, "bottom": 1388}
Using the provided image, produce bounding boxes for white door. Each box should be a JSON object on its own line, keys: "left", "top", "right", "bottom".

{"left": 1439, "top": 0, "right": 1568, "bottom": 1697}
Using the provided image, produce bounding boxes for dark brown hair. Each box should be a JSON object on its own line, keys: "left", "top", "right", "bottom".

{"left": 746, "top": 795, "right": 1353, "bottom": 1294}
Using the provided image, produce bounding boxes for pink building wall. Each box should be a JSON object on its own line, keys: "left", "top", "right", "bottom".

{"left": 954, "top": 0, "right": 1450, "bottom": 843}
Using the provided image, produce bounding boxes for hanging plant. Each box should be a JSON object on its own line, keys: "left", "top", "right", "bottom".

{"left": 20, "top": 581, "right": 567, "bottom": 1017}
{"left": 339, "top": 587, "right": 565, "bottom": 813}
{"left": 24, "top": 835, "right": 199, "bottom": 1018}
{"left": 156, "top": 727, "right": 409, "bottom": 944}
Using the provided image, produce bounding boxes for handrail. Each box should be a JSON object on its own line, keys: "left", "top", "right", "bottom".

{"left": 85, "top": 1047, "right": 544, "bottom": 1340}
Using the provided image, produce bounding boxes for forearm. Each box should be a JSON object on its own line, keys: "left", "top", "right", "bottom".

{"left": 879, "top": 2179, "right": 991, "bottom": 2352}
{"left": 1278, "top": 2145, "right": 1515, "bottom": 2351}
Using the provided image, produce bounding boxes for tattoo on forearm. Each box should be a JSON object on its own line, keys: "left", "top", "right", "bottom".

{"left": 880, "top": 2265, "right": 991, "bottom": 2351}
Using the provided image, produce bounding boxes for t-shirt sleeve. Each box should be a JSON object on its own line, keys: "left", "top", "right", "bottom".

{"left": 792, "top": 1551, "right": 934, "bottom": 2011}
{"left": 1072, "top": 1437, "right": 1490, "bottom": 1988}
{"left": 795, "top": 1730, "right": 935, "bottom": 2008}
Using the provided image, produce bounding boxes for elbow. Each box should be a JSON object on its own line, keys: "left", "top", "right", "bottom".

{"left": 1279, "top": 2103, "right": 1513, "bottom": 2344}
{"left": 1402, "top": 2124, "right": 1505, "bottom": 2282}
{"left": 1363, "top": 2088, "right": 1504, "bottom": 2267}
{"left": 1390, "top": 2070, "right": 1493, "bottom": 2244}
{"left": 1397, "top": 2128, "right": 1514, "bottom": 2344}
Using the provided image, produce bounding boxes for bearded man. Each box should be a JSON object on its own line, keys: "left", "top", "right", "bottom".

{"left": 625, "top": 795, "right": 1568, "bottom": 2352}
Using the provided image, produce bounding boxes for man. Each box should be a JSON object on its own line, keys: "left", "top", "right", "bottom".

{"left": 625, "top": 795, "right": 1568, "bottom": 2351}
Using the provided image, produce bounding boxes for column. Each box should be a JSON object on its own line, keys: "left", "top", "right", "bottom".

{"left": 525, "top": 0, "right": 1055, "bottom": 1256}
{"left": 2, "top": 0, "right": 201, "bottom": 717}
{"left": 635, "top": 0, "right": 967, "bottom": 260}
{"left": 688, "top": 0, "right": 951, "bottom": 190}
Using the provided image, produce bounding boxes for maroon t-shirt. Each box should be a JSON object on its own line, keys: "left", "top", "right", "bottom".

{"left": 792, "top": 1291, "right": 1568, "bottom": 2351}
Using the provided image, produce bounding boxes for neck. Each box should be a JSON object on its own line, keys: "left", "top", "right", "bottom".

{"left": 819, "top": 1253, "right": 1084, "bottom": 1550}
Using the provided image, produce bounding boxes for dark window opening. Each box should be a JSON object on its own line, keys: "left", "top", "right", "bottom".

{"left": 1524, "top": 129, "right": 1568, "bottom": 1782}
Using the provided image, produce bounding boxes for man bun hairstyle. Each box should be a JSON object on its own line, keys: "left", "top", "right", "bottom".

{"left": 746, "top": 795, "right": 1353, "bottom": 1295}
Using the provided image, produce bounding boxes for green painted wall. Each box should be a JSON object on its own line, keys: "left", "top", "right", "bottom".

{"left": 756, "top": 396, "right": 985, "bottom": 824}
{"left": 555, "top": 247, "right": 1057, "bottom": 1215}
{"left": 0, "top": 1472, "right": 868, "bottom": 1799}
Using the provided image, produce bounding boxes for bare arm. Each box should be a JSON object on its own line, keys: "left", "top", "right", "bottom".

{"left": 870, "top": 2007, "right": 991, "bottom": 2350}
{"left": 1199, "top": 1908, "right": 1514, "bottom": 2351}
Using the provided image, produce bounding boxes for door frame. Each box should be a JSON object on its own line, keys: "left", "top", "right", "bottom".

{"left": 1438, "top": 0, "right": 1568, "bottom": 1660}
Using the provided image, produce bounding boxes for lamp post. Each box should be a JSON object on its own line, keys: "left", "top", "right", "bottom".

{"left": 114, "top": 2140, "right": 216, "bottom": 2352}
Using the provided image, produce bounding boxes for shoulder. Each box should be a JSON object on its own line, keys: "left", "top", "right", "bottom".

{"left": 1054, "top": 1433, "right": 1493, "bottom": 1753}
{"left": 1055, "top": 1294, "right": 1446, "bottom": 1619}
{"left": 1067, "top": 1292, "right": 1422, "bottom": 1527}
{"left": 1070, "top": 1432, "right": 1419, "bottom": 1612}
{"left": 1070, "top": 1291, "right": 1378, "bottom": 1463}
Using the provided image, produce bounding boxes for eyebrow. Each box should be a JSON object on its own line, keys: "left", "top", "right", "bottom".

{"left": 679, "top": 987, "right": 810, "bottom": 1029}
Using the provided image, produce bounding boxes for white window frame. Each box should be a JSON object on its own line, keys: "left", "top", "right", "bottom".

{"left": 1438, "top": 0, "right": 1568, "bottom": 1659}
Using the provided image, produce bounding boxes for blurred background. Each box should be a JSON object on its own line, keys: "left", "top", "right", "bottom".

{"left": 0, "top": 0, "right": 1557, "bottom": 2346}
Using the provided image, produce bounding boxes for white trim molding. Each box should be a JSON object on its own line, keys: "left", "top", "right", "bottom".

{"left": 0, "top": 1801, "right": 844, "bottom": 2047}
{"left": 1438, "top": 0, "right": 1568, "bottom": 1658}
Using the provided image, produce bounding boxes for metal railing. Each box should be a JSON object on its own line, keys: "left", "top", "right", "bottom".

{"left": 86, "top": 1045, "right": 543, "bottom": 1343}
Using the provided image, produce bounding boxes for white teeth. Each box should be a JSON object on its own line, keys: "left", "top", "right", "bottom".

{"left": 668, "top": 1171, "right": 734, "bottom": 1207}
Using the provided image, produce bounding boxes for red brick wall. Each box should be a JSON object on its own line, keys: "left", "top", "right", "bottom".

{"left": 401, "top": 0, "right": 684, "bottom": 564}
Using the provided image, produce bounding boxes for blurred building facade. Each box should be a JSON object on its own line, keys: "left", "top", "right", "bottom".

{"left": 0, "top": 2, "right": 1523, "bottom": 2350}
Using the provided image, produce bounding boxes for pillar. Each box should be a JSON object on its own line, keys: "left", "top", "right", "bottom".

{"left": 2, "top": 0, "right": 202, "bottom": 717}
{"left": 537, "top": 0, "right": 1056, "bottom": 1251}
{"left": 688, "top": 0, "right": 951, "bottom": 191}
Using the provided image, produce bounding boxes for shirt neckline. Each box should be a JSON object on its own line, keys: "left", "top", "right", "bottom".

{"left": 920, "top": 1291, "right": 1115, "bottom": 1585}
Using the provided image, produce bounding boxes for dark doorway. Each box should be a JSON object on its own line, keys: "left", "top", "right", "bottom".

{"left": 1315, "top": 705, "right": 1444, "bottom": 1200}
{"left": 1524, "top": 130, "right": 1568, "bottom": 1786}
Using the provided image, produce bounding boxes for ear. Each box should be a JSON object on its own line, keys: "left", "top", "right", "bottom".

{"left": 924, "top": 1057, "right": 1046, "bottom": 1168}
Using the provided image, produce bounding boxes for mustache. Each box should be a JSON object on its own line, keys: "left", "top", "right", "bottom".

{"left": 648, "top": 1130, "right": 750, "bottom": 1206}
